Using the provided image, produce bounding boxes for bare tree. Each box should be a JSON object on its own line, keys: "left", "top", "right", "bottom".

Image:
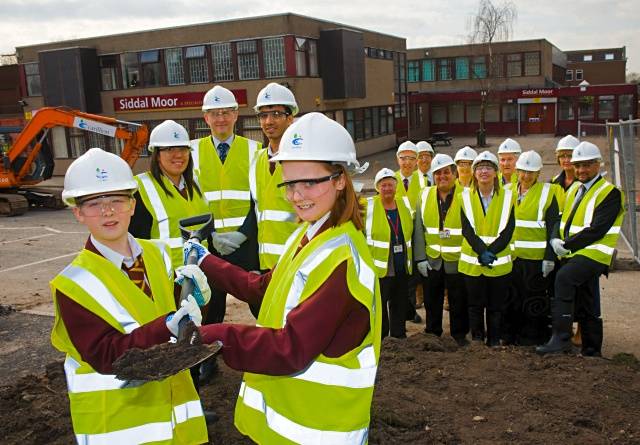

{"left": 468, "top": 0, "right": 517, "bottom": 145}
{"left": 0, "top": 54, "right": 17, "bottom": 66}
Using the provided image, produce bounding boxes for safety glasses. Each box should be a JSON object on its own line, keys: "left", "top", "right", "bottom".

{"left": 78, "top": 194, "right": 133, "bottom": 216}
{"left": 277, "top": 172, "right": 342, "bottom": 197}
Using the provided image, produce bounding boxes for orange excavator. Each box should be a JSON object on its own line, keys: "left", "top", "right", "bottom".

{"left": 0, "top": 107, "right": 149, "bottom": 216}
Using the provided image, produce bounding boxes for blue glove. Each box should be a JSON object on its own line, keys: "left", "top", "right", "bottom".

{"left": 183, "top": 240, "right": 210, "bottom": 266}
{"left": 478, "top": 250, "right": 497, "bottom": 267}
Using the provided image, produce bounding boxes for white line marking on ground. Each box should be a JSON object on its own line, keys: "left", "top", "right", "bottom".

{"left": 0, "top": 233, "right": 56, "bottom": 244}
{"left": 0, "top": 252, "right": 78, "bottom": 273}
{"left": 0, "top": 226, "right": 85, "bottom": 234}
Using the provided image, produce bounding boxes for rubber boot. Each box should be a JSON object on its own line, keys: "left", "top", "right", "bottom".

{"left": 536, "top": 301, "right": 573, "bottom": 355}
{"left": 468, "top": 306, "right": 485, "bottom": 341}
{"left": 486, "top": 312, "right": 502, "bottom": 347}
{"left": 580, "top": 318, "right": 603, "bottom": 357}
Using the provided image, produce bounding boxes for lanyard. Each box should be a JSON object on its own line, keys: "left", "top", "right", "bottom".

{"left": 386, "top": 210, "right": 400, "bottom": 241}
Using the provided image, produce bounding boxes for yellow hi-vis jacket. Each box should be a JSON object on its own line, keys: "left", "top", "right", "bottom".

{"left": 248, "top": 148, "right": 299, "bottom": 270}
{"left": 191, "top": 135, "right": 261, "bottom": 232}
{"left": 459, "top": 187, "right": 515, "bottom": 277}
{"left": 512, "top": 182, "right": 555, "bottom": 260}
{"left": 234, "top": 221, "right": 381, "bottom": 444}
{"left": 420, "top": 183, "right": 464, "bottom": 262}
{"left": 50, "top": 240, "right": 207, "bottom": 445}
{"left": 135, "top": 172, "right": 210, "bottom": 268}
{"left": 394, "top": 170, "right": 423, "bottom": 211}
{"left": 363, "top": 195, "right": 413, "bottom": 277}
{"left": 560, "top": 177, "right": 625, "bottom": 266}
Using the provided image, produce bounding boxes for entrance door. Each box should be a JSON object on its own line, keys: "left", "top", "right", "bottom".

{"left": 525, "top": 103, "right": 555, "bottom": 134}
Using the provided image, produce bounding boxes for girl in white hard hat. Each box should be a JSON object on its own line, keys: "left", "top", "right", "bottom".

{"left": 51, "top": 148, "right": 210, "bottom": 444}
{"left": 458, "top": 151, "right": 515, "bottom": 347}
{"left": 184, "top": 112, "right": 381, "bottom": 444}
{"left": 364, "top": 168, "right": 414, "bottom": 339}
{"left": 503, "top": 150, "right": 560, "bottom": 346}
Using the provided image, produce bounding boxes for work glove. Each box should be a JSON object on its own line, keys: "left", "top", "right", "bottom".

{"left": 416, "top": 260, "right": 432, "bottom": 278}
{"left": 478, "top": 250, "right": 497, "bottom": 267}
{"left": 175, "top": 264, "right": 212, "bottom": 307}
{"left": 550, "top": 238, "right": 570, "bottom": 257}
{"left": 166, "top": 295, "right": 202, "bottom": 337}
{"left": 541, "top": 260, "right": 555, "bottom": 278}
{"left": 183, "top": 239, "right": 210, "bottom": 265}
{"left": 216, "top": 231, "right": 247, "bottom": 256}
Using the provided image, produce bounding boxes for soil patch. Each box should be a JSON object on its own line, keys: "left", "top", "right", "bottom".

{"left": 1, "top": 334, "right": 639, "bottom": 444}
{"left": 0, "top": 305, "right": 15, "bottom": 316}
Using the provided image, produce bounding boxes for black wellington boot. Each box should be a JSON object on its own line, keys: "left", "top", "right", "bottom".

{"left": 468, "top": 306, "right": 485, "bottom": 341}
{"left": 486, "top": 312, "right": 502, "bottom": 347}
{"left": 580, "top": 318, "right": 603, "bottom": 357}
{"left": 536, "top": 307, "right": 573, "bottom": 355}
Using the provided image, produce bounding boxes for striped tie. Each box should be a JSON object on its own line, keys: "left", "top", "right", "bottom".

{"left": 123, "top": 256, "right": 153, "bottom": 299}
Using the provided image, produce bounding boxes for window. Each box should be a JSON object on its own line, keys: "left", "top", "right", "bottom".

{"left": 238, "top": 116, "right": 263, "bottom": 141}
{"left": 165, "top": 48, "right": 184, "bottom": 86}
{"left": 354, "top": 109, "right": 364, "bottom": 140}
{"left": 466, "top": 103, "right": 481, "bottom": 123}
{"left": 68, "top": 127, "right": 87, "bottom": 158}
{"left": 99, "top": 56, "right": 119, "bottom": 91}
{"left": 140, "top": 50, "right": 161, "bottom": 87}
{"left": 619, "top": 94, "right": 633, "bottom": 120}
{"left": 438, "top": 59, "right": 452, "bottom": 80}
{"left": 583, "top": 55, "right": 592, "bottom": 61}
{"left": 578, "top": 96, "right": 594, "bottom": 120}
{"left": 422, "top": 59, "right": 435, "bottom": 81}
{"left": 502, "top": 103, "right": 517, "bottom": 122}
{"left": 345, "top": 110, "right": 355, "bottom": 139}
{"left": 121, "top": 53, "right": 139, "bottom": 88}
{"left": 211, "top": 43, "right": 233, "bottom": 81}
{"left": 490, "top": 54, "right": 504, "bottom": 78}
{"left": 237, "top": 40, "right": 259, "bottom": 80}
{"left": 263, "top": 37, "right": 285, "bottom": 78}
{"left": 565, "top": 70, "right": 573, "bottom": 81}
{"left": 605, "top": 53, "right": 614, "bottom": 60}
{"left": 486, "top": 103, "right": 500, "bottom": 122}
{"left": 598, "top": 95, "right": 615, "bottom": 120}
{"left": 185, "top": 46, "right": 209, "bottom": 83}
{"left": 575, "top": 69, "right": 583, "bottom": 81}
{"left": 471, "top": 56, "right": 486, "bottom": 79}
{"left": 455, "top": 57, "right": 469, "bottom": 80}
{"left": 343, "top": 107, "right": 392, "bottom": 141}
{"left": 24, "top": 63, "right": 41, "bottom": 96}
{"left": 507, "top": 53, "right": 522, "bottom": 77}
{"left": 308, "top": 40, "right": 318, "bottom": 76}
{"left": 449, "top": 102, "right": 464, "bottom": 123}
{"left": 431, "top": 104, "right": 447, "bottom": 124}
{"left": 558, "top": 98, "right": 574, "bottom": 120}
{"left": 193, "top": 118, "right": 210, "bottom": 140}
{"left": 372, "top": 107, "right": 380, "bottom": 136}
{"left": 524, "top": 52, "right": 540, "bottom": 76}
{"left": 408, "top": 60, "right": 420, "bottom": 82}
{"left": 364, "top": 108, "right": 372, "bottom": 139}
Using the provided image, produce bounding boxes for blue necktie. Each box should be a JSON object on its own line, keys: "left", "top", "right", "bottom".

{"left": 217, "top": 142, "right": 230, "bottom": 164}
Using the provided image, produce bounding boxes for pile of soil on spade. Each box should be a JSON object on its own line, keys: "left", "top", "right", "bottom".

{"left": 1, "top": 334, "right": 639, "bottom": 444}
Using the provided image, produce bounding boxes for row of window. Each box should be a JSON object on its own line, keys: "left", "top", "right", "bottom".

{"left": 408, "top": 52, "right": 541, "bottom": 83}
{"left": 558, "top": 94, "right": 635, "bottom": 121}
{"left": 344, "top": 106, "right": 395, "bottom": 141}
{"left": 565, "top": 69, "right": 584, "bottom": 82}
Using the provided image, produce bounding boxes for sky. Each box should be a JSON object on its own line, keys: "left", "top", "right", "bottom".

{"left": 1, "top": 0, "right": 638, "bottom": 73}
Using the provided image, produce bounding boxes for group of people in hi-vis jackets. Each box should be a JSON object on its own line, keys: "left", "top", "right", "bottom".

{"left": 365, "top": 135, "right": 625, "bottom": 360}
{"left": 50, "top": 78, "right": 625, "bottom": 445}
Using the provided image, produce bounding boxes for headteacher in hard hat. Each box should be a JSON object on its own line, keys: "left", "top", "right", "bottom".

{"left": 184, "top": 112, "right": 381, "bottom": 444}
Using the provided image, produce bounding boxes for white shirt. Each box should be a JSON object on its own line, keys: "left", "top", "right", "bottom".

{"left": 306, "top": 212, "right": 331, "bottom": 241}
{"left": 479, "top": 188, "right": 495, "bottom": 213}
{"left": 90, "top": 233, "right": 143, "bottom": 270}
{"left": 576, "top": 174, "right": 601, "bottom": 200}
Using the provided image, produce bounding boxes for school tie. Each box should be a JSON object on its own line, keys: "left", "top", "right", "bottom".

{"left": 217, "top": 142, "right": 230, "bottom": 164}
{"left": 564, "top": 185, "right": 587, "bottom": 239}
{"left": 123, "top": 256, "right": 153, "bottom": 299}
{"left": 403, "top": 178, "right": 409, "bottom": 191}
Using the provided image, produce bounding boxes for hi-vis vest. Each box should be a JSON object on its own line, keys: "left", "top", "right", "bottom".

{"left": 50, "top": 239, "right": 207, "bottom": 445}
{"left": 191, "top": 135, "right": 261, "bottom": 232}
{"left": 248, "top": 148, "right": 299, "bottom": 270}
{"left": 395, "top": 170, "right": 423, "bottom": 211}
{"left": 364, "top": 195, "right": 413, "bottom": 277}
{"left": 560, "top": 177, "right": 625, "bottom": 266}
{"left": 498, "top": 172, "right": 518, "bottom": 187}
{"left": 234, "top": 221, "right": 381, "bottom": 445}
{"left": 135, "top": 172, "right": 210, "bottom": 268}
{"left": 459, "top": 187, "right": 514, "bottom": 277}
{"left": 420, "top": 184, "right": 463, "bottom": 262}
{"left": 512, "top": 182, "right": 555, "bottom": 260}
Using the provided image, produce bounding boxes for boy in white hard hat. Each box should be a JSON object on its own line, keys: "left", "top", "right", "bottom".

{"left": 52, "top": 148, "right": 210, "bottom": 443}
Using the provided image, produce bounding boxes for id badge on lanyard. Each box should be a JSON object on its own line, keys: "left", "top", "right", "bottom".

{"left": 393, "top": 244, "right": 404, "bottom": 253}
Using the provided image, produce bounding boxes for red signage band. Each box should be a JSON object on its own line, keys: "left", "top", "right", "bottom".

{"left": 113, "top": 90, "right": 248, "bottom": 112}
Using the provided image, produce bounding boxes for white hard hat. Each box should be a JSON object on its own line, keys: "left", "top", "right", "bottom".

{"left": 202, "top": 85, "right": 238, "bottom": 111}
{"left": 571, "top": 141, "right": 602, "bottom": 163}
{"left": 374, "top": 167, "right": 397, "bottom": 190}
{"left": 62, "top": 148, "right": 137, "bottom": 206}
{"left": 416, "top": 141, "right": 435, "bottom": 154}
{"left": 497, "top": 138, "right": 522, "bottom": 154}
{"left": 148, "top": 120, "right": 190, "bottom": 151}
{"left": 396, "top": 141, "right": 418, "bottom": 156}
{"left": 254, "top": 82, "right": 299, "bottom": 116}
{"left": 472, "top": 151, "right": 499, "bottom": 170}
{"left": 430, "top": 154, "right": 456, "bottom": 174}
{"left": 272, "top": 112, "right": 368, "bottom": 174}
{"left": 556, "top": 135, "right": 580, "bottom": 153}
{"left": 454, "top": 146, "right": 478, "bottom": 163}
{"left": 515, "top": 150, "right": 543, "bottom": 172}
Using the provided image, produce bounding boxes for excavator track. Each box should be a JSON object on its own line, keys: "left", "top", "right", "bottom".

{"left": 0, "top": 193, "right": 29, "bottom": 216}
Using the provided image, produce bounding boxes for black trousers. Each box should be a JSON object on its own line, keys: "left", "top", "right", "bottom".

{"left": 464, "top": 274, "right": 509, "bottom": 343}
{"left": 421, "top": 268, "right": 469, "bottom": 340}
{"left": 405, "top": 271, "right": 419, "bottom": 320}
{"left": 380, "top": 274, "right": 409, "bottom": 339}
{"left": 506, "top": 259, "right": 552, "bottom": 345}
